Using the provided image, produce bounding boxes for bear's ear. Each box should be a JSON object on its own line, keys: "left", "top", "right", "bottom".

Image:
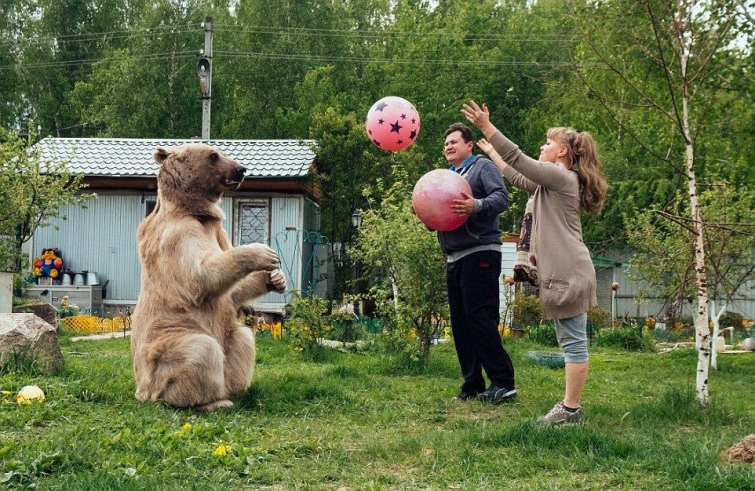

{"left": 153, "top": 147, "right": 170, "bottom": 164}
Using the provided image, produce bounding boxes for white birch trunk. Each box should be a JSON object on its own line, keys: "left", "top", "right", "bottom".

{"left": 709, "top": 301, "right": 727, "bottom": 371}
{"left": 680, "top": 48, "right": 711, "bottom": 406}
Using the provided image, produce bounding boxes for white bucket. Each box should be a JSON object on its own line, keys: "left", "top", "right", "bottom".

{"left": 715, "top": 336, "right": 726, "bottom": 353}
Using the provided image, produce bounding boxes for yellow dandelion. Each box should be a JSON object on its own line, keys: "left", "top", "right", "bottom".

{"left": 214, "top": 444, "right": 231, "bottom": 456}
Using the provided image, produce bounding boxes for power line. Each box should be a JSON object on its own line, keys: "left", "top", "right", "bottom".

{"left": 0, "top": 25, "right": 201, "bottom": 48}
{"left": 214, "top": 50, "right": 586, "bottom": 67}
{"left": 214, "top": 24, "right": 576, "bottom": 43}
{"left": 1, "top": 51, "right": 198, "bottom": 70}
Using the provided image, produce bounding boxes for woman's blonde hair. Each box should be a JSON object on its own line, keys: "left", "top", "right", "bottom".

{"left": 547, "top": 127, "right": 608, "bottom": 215}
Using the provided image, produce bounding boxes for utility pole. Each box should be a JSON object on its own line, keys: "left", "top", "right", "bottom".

{"left": 197, "top": 16, "right": 213, "bottom": 140}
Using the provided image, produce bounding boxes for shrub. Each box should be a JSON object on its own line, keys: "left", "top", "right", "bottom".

{"left": 587, "top": 306, "right": 611, "bottom": 327}
{"left": 719, "top": 311, "right": 744, "bottom": 330}
{"left": 528, "top": 322, "right": 559, "bottom": 347}
{"left": 511, "top": 292, "right": 542, "bottom": 330}
{"left": 329, "top": 310, "right": 365, "bottom": 343}
{"left": 594, "top": 326, "right": 656, "bottom": 352}
{"left": 285, "top": 291, "right": 331, "bottom": 361}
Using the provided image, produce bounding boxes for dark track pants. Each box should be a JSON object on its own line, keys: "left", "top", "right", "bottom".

{"left": 447, "top": 249, "right": 515, "bottom": 392}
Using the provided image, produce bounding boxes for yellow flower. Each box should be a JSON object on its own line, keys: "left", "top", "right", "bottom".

{"left": 214, "top": 444, "right": 231, "bottom": 456}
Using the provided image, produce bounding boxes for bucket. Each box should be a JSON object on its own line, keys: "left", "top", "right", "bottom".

{"left": 715, "top": 336, "right": 726, "bottom": 353}
{"left": 61, "top": 273, "right": 72, "bottom": 286}
{"left": 73, "top": 273, "right": 85, "bottom": 286}
{"left": 86, "top": 272, "right": 100, "bottom": 285}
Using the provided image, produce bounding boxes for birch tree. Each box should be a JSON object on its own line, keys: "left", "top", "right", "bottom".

{"left": 574, "top": 0, "right": 754, "bottom": 405}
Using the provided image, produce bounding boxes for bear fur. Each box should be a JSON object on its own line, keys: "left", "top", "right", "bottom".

{"left": 131, "top": 143, "right": 286, "bottom": 412}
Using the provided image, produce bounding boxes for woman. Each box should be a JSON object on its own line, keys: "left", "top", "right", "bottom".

{"left": 462, "top": 100, "right": 608, "bottom": 424}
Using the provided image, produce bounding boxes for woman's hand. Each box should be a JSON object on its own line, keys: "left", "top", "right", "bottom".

{"left": 461, "top": 100, "right": 497, "bottom": 138}
{"left": 476, "top": 138, "right": 495, "bottom": 156}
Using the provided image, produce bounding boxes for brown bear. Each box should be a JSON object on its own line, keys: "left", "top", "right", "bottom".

{"left": 130, "top": 143, "right": 286, "bottom": 412}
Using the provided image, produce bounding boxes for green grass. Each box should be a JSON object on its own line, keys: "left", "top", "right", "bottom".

{"left": 1, "top": 335, "right": 754, "bottom": 490}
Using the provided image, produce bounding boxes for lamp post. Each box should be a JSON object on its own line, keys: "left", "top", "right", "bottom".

{"left": 350, "top": 210, "right": 362, "bottom": 317}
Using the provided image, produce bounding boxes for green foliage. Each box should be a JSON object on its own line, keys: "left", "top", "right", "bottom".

{"left": 626, "top": 185, "right": 755, "bottom": 307}
{"left": 527, "top": 322, "right": 559, "bottom": 347}
{"left": 284, "top": 291, "right": 331, "bottom": 361}
{"left": 510, "top": 292, "right": 542, "bottom": 330}
{"left": 0, "top": 129, "right": 93, "bottom": 272}
{"left": 719, "top": 311, "right": 745, "bottom": 331}
{"left": 594, "top": 326, "right": 656, "bottom": 352}
{"left": 328, "top": 310, "right": 365, "bottom": 343}
{"left": 12, "top": 274, "right": 34, "bottom": 299}
{"left": 587, "top": 306, "right": 612, "bottom": 327}
{"left": 352, "top": 164, "right": 449, "bottom": 367}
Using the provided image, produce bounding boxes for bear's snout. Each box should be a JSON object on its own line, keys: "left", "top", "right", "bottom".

{"left": 224, "top": 164, "right": 247, "bottom": 188}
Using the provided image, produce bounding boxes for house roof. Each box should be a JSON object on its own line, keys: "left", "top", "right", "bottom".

{"left": 33, "top": 138, "right": 318, "bottom": 179}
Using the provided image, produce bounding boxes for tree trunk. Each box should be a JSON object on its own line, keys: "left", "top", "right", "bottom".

{"left": 680, "top": 52, "right": 710, "bottom": 406}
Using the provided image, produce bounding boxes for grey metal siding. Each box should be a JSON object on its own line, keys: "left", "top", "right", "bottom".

{"left": 269, "top": 196, "right": 302, "bottom": 300}
{"left": 30, "top": 193, "right": 148, "bottom": 302}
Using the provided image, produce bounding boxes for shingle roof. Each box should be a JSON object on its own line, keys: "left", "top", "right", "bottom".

{"left": 33, "top": 138, "right": 317, "bottom": 178}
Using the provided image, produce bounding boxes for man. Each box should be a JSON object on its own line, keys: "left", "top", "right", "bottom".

{"left": 440, "top": 122, "right": 516, "bottom": 403}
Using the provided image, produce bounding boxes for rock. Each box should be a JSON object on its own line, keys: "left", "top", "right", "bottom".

{"left": 13, "top": 303, "right": 58, "bottom": 327}
{"left": 0, "top": 313, "right": 64, "bottom": 374}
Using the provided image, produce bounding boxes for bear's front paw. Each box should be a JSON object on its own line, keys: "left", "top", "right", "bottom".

{"left": 267, "top": 269, "right": 287, "bottom": 293}
{"left": 241, "top": 243, "right": 281, "bottom": 271}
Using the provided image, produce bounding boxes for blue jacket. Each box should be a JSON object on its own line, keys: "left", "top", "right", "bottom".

{"left": 438, "top": 155, "right": 509, "bottom": 255}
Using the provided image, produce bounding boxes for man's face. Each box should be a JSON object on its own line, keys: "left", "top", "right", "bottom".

{"left": 444, "top": 131, "right": 473, "bottom": 168}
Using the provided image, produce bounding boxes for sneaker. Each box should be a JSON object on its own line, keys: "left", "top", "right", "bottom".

{"left": 453, "top": 389, "right": 483, "bottom": 401}
{"left": 537, "top": 402, "right": 583, "bottom": 425}
{"left": 478, "top": 386, "right": 517, "bottom": 404}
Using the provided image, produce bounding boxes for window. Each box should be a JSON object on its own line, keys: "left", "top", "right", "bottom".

{"left": 236, "top": 200, "right": 269, "bottom": 245}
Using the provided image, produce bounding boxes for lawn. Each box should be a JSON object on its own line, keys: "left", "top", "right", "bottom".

{"left": 1, "top": 333, "right": 754, "bottom": 490}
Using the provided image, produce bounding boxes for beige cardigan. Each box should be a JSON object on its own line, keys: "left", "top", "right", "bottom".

{"left": 489, "top": 131, "right": 597, "bottom": 320}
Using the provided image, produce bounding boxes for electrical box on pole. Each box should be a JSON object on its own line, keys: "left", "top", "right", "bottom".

{"left": 198, "top": 16, "right": 213, "bottom": 140}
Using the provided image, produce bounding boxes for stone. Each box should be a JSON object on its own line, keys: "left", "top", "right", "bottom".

{"left": 13, "top": 303, "right": 58, "bottom": 327}
{"left": 0, "top": 313, "right": 64, "bottom": 374}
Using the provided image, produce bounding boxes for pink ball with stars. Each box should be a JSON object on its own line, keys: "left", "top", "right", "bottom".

{"left": 365, "top": 96, "right": 421, "bottom": 152}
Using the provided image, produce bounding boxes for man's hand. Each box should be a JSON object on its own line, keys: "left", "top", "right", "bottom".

{"left": 451, "top": 191, "right": 475, "bottom": 216}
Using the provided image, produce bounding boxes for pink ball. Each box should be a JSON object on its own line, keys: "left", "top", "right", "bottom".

{"left": 412, "top": 169, "right": 472, "bottom": 231}
{"left": 365, "top": 96, "right": 420, "bottom": 151}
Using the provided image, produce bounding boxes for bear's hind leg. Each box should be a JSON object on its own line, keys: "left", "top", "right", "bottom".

{"left": 146, "top": 332, "right": 231, "bottom": 410}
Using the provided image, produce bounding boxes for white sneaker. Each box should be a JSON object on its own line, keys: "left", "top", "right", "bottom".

{"left": 537, "top": 402, "right": 582, "bottom": 425}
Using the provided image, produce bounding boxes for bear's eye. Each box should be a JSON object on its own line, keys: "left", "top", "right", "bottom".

{"left": 209, "top": 152, "right": 219, "bottom": 162}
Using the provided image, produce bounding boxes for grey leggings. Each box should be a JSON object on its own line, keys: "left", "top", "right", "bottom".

{"left": 555, "top": 313, "right": 589, "bottom": 363}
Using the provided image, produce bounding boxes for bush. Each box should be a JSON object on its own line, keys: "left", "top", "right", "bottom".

{"left": 329, "top": 310, "right": 365, "bottom": 343}
{"left": 719, "top": 311, "right": 745, "bottom": 330}
{"left": 511, "top": 292, "right": 542, "bottom": 330}
{"left": 587, "top": 306, "right": 611, "bottom": 327}
{"left": 285, "top": 291, "right": 331, "bottom": 361}
{"left": 12, "top": 274, "right": 34, "bottom": 300}
{"left": 528, "top": 322, "right": 559, "bottom": 347}
{"left": 594, "top": 326, "right": 656, "bottom": 352}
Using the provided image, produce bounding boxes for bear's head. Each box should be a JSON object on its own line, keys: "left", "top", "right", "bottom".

{"left": 153, "top": 144, "right": 247, "bottom": 204}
